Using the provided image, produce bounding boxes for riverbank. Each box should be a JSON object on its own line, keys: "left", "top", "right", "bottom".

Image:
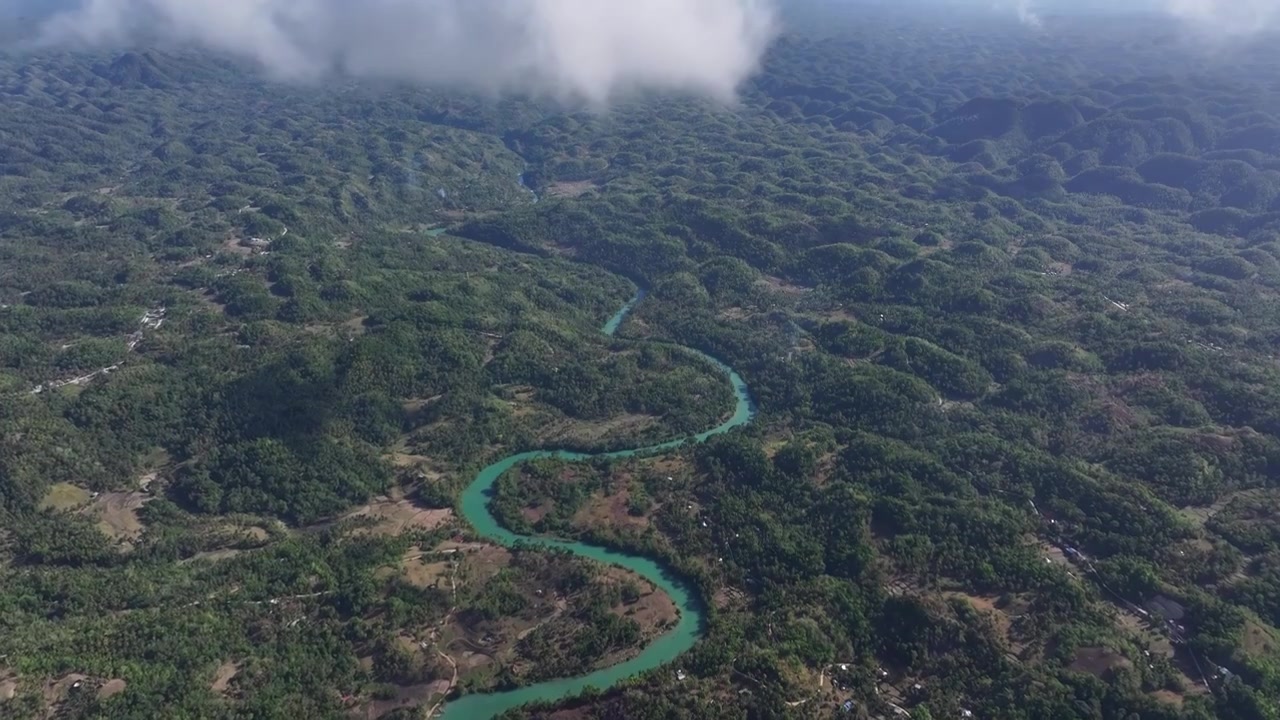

{"left": 439, "top": 289, "right": 755, "bottom": 719}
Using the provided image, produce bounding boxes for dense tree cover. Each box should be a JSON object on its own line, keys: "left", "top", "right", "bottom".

{"left": 0, "top": 58, "right": 732, "bottom": 714}
{"left": 4, "top": 3, "right": 1280, "bottom": 719}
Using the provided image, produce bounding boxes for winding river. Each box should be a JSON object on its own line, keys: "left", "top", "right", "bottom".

{"left": 439, "top": 289, "right": 756, "bottom": 719}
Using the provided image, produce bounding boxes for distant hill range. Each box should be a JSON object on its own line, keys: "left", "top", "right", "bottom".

{"left": 93, "top": 51, "right": 173, "bottom": 89}
{"left": 757, "top": 31, "right": 1280, "bottom": 225}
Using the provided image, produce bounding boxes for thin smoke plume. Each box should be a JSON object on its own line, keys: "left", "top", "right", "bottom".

{"left": 3, "top": 0, "right": 778, "bottom": 104}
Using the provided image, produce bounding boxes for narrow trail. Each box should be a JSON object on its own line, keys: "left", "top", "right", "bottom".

{"left": 424, "top": 556, "right": 462, "bottom": 717}
{"left": 435, "top": 287, "right": 756, "bottom": 719}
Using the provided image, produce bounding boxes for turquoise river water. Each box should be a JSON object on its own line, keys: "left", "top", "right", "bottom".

{"left": 439, "top": 288, "right": 756, "bottom": 719}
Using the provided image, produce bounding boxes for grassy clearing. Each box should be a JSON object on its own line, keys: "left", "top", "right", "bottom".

{"left": 38, "top": 483, "right": 90, "bottom": 511}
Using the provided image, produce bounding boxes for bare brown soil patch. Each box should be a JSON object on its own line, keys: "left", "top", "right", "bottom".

{"left": 341, "top": 315, "right": 369, "bottom": 336}
{"left": 459, "top": 650, "right": 493, "bottom": 670}
{"left": 42, "top": 673, "right": 88, "bottom": 709}
{"left": 426, "top": 542, "right": 511, "bottom": 591}
{"left": 462, "top": 544, "right": 513, "bottom": 585}
{"left": 1096, "top": 397, "right": 1140, "bottom": 430}
{"left": 961, "top": 594, "right": 1000, "bottom": 613}
{"left": 536, "top": 413, "right": 660, "bottom": 447}
{"left": 1040, "top": 543, "right": 1072, "bottom": 567}
{"left": 187, "top": 549, "right": 246, "bottom": 564}
{"left": 0, "top": 673, "right": 16, "bottom": 702}
{"left": 435, "top": 548, "right": 672, "bottom": 693}
{"left": 395, "top": 546, "right": 454, "bottom": 589}
{"left": 572, "top": 486, "right": 650, "bottom": 535}
{"left": 1069, "top": 646, "right": 1131, "bottom": 678}
{"left": 818, "top": 308, "right": 859, "bottom": 324}
{"left": 1190, "top": 431, "right": 1241, "bottom": 454}
{"left": 647, "top": 456, "right": 689, "bottom": 477}
{"left": 345, "top": 487, "right": 454, "bottom": 536}
{"left": 221, "top": 236, "right": 253, "bottom": 257}
{"left": 388, "top": 452, "right": 439, "bottom": 470}
{"left": 546, "top": 180, "right": 598, "bottom": 198}
{"left": 80, "top": 492, "right": 151, "bottom": 544}
{"left": 1243, "top": 619, "right": 1279, "bottom": 657}
{"left": 244, "top": 525, "right": 270, "bottom": 542}
{"left": 210, "top": 661, "right": 240, "bottom": 695}
{"left": 183, "top": 522, "right": 271, "bottom": 563}
{"left": 757, "top": 275, "right": 811, "bottom": 296}
{"left": 401, "top": 394, "right": 443, "bottom": 415}
{"left": 356, "top": 681, "right": 449, "bottom": 719}
{"left": 522, "top": 501, "right": 554, "bottom": 524}
{"left": 1150, "top": 689, "right": 1184, "bottom": 708}
{"left": 603, "top": 568, "right": 678, "bottom": 631}
{"left": 948, "top": 592, "right": 1032, "bottom": 657}
{"left": 96, "top": 679, "right": 126, "bottom": 700}
{"left": 713, "top": 587, "right": 749, "bottom": 611}
{"left": 917, "top": 237, "right": 955, "bottom": 257}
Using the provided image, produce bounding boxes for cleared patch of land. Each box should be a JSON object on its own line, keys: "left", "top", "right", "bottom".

{"left": 358, "top": 683, "right": 440, "bottom": 719}
{"left": 96, "top": 678, "right": 126, "bottom": 700}
{"left": 221, "top": 236, "right": 254, "bottom": 257}
{"left": 1069, "top": 646, "right": 1131, "bottom": 678}
{"left": 344, "top": 486, "right": 455, "bottom": 537}
{"left": 546, "top": 180, "right": 599, "bottom": 198}
{"left": 536, "top": 413, "right": 660, "bottom": 447}
{"left": 947, "top": 591, "right": 1035, "bottom": 660}
{"left": 210, "top": 661, "right": 240, "bottom": 695}
{"left": 42, "top": 673, "right": 88, "bottom": 713}
{"left": 38, "top": 482, "right": 90, "bottom": 511}
{"left": 1181, "top": 487, "right": 1270, "bottom": 526}
{"left": 388, "top": 545, "right": 455, "bottom": 589}
{"left": 603, "top": 567, "right": 679, "bottom": 631}
{"left": 435, "top": 552, "right": 677, "bottom": 694}
{"left": 184, "top": 549, "right": 244, "bottom": 563}
{"left": 572, "top": 485, "right": 651, "bottom": 535}
{"left": 0, "top": 668, "right": 16, "bottom": 702}
{"left": 758, "top": 275, "right": 812, "bottom": 296}
{"left": 522, "top": 500, "right": 554, "bottom": 525}
{"left": 1243, "top": 618, "right": 1279, "bottom": 658}
{"left": 80, "top": 491, "right": 151, "bottom": 544}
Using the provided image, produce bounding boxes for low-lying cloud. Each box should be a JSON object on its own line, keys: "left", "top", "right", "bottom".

{"left": 1165, "top": 0, "right": 1280, "bottom": 35}
{"left": 992, "top": 0, "right": 1280, "bottom": 34}
{"left": 1011, "top": 0, "right": 1042, "bottom": 27}
{"left": 4, "top": 0, "right": 778, "bottom": 104}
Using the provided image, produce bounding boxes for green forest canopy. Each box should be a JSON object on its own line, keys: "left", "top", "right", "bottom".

{"left": 2, "top": 4, "right": 1280, "bottom": 719}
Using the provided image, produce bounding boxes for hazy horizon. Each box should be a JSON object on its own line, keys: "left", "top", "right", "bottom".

{"left": 0, "top": 0, "right": 1275, "bottom": 104}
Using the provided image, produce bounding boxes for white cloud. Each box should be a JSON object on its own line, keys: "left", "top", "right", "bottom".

{"left": 1014, "top": 0, "right": 1042, "bottom": 27}
{"left": 982, "top": 0, "right": 1280, "bottom": 33}
{"left": 1164, "top": 0, "right": 1280, "bottom": 35}
{"left": 9, "top": 0, "right": 778, "bottom": 104}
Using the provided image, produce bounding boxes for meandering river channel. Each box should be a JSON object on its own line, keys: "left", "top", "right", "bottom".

{"left": 439, "top": 288, "right": 756, "bottom": 719}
